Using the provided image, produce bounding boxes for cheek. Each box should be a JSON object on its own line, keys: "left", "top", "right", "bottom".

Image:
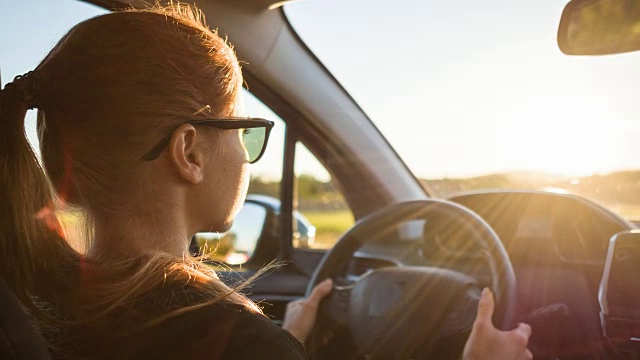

{"left": 227, "top": 171, "right": 248, "bottom": 222}
{"left": 215, "top": 133, "right": 250, "bottom": 221}
{"left": 229, "top": 137, "right": 250, "bottom": 216}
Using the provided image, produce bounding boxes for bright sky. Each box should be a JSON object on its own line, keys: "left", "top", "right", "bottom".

{"left": 285, "top": 0, "right": 640, "bottom": 178}
{"left": 3, "top": 0, "right": 640, "bottom": 181}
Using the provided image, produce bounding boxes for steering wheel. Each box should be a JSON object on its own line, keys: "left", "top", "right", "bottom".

{"left": 305, "top": 200, "right": 516, "bottom": 359}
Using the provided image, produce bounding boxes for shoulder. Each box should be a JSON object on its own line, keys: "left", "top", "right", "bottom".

{"left": 223, "top": 305, "right": 307, "bottom": 360}
{"left": 197, "top": 303, "right": 307, "bottom": 360}
{"left": 147, "top": 302, "right": 307, "bottom": 360}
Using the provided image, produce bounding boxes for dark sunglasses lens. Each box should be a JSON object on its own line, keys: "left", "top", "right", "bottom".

{"left": 242, "top": 127, "right": 266, "bottom": 163}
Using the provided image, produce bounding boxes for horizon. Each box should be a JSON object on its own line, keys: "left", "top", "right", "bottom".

{"left": 254, "top": 167, "right": 640, "bottom": 183}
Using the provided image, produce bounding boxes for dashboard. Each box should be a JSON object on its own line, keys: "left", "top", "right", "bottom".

{"left": 352, "top": 191, "right": 632, "bottom": 275}
{"left": 451, "top": 191, "right": 633, "bottom": 266}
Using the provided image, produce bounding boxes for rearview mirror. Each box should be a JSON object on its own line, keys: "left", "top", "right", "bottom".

{"left": 192, "top": 202, "right": 268, "bottom": 265}
{"left": 558, "top": 0, "right": 640, "bottom": 55}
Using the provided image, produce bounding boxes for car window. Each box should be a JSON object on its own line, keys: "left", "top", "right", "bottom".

{"left": 286, "top": 0, "right": 640, "bottom": 221}
{"left": 293, "top": 142, "right": 354, "bottom": 249}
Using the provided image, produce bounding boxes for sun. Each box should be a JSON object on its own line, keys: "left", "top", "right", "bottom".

{"left": 497, "top": 96, "right": 623, "bottom": 177}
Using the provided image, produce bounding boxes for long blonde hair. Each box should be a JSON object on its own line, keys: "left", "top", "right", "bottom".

{"left": 0, "top": 2, "right": 259, "bottom": 336}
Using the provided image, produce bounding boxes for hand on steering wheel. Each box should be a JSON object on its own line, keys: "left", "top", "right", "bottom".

{"left": 282, "top": 279, "right": 334, "bottom": 343}
{"left": 464, "top": 288, "right": 533, "bottom": 360}
{"left": 285, "top": 282, "right": 532, "bottom": 359}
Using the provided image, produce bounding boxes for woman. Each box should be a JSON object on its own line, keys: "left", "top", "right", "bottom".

{"left": 0, "top": 3, "right": 531, "bottom": 359}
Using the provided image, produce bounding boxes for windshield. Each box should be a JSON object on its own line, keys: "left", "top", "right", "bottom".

{"left": 286, "top": 0, "right": 640, "bottom": 220}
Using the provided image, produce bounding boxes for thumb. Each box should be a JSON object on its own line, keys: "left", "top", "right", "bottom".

{"left": 513, "top": 322, "right": 532, "bottom": 339}
{"left": 475, "top": 288, "right": 495, "bottom": 324}
{"left": 307, "top": 279, "right": 333, "bottom": 307}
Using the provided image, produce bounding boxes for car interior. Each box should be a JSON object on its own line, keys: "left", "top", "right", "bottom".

{"left": 3, "top": 0, "right": 640, "bottom": 359}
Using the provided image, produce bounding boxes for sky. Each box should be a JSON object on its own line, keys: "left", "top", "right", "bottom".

{"left": 2, "top": 0, "right": 640, "bottom": 180}
{"left": 285, "top": 0, "right": 640, "bottom": 178}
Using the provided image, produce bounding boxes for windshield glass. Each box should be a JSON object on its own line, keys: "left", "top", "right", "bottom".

{"left": 286, "top": 0, "right": 640, "bottom": 220}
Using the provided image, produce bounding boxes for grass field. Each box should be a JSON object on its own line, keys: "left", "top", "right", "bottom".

{"left": 300, "top": 210, "right": 354, "bottom": 249}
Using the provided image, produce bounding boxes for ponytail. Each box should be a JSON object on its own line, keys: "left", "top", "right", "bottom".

{"left": 0, "top": 72, "right": 79, "bottom": 309}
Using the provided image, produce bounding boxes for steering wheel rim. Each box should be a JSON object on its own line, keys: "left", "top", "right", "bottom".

{"left": 305, "top": 199, "right": 516, "bottom": 358}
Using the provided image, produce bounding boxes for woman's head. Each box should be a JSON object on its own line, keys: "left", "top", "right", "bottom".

{"left": 0, "top": 3, "right": 265, "bottom": 316}
{"left": 31, "top": 5, "right": 250, "bottom": 242}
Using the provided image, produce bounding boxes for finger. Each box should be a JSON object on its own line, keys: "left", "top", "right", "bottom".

{"left": 524, "top": 349, "right": 533, "bottom": 360}
{"left": 307, "top": 279, "right": 334, "bottom": 306}
{"left": 286, "top": 298, "right": 305, "bottom": 309}
{"left": 475, "top": 287, "right": 495, "bottom": 323}
{"left": 513, "top": 322, "right": 532, "bottom": 339}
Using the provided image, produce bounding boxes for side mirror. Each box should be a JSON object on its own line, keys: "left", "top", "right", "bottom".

{"left": 192, "top": 202, "right": 268, "bottom": 265}
{"left": 558, "top": 0, "right": 640, "bottom": 55}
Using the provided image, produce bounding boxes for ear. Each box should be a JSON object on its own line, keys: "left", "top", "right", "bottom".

{"left": 168, "top": 124, "right": 205, "bottom": 185}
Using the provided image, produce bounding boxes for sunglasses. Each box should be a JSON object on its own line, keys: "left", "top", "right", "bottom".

{"left": 142, "top": 117, "right": 274, "bottom": 164}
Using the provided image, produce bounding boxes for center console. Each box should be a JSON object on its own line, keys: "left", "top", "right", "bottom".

{"left": 600, "top": 230, "right": 640, "bottom": 353}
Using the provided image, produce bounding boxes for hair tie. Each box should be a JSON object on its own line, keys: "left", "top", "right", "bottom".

{"left": 4, "top": 71, "right": 42, "bottom": 110}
